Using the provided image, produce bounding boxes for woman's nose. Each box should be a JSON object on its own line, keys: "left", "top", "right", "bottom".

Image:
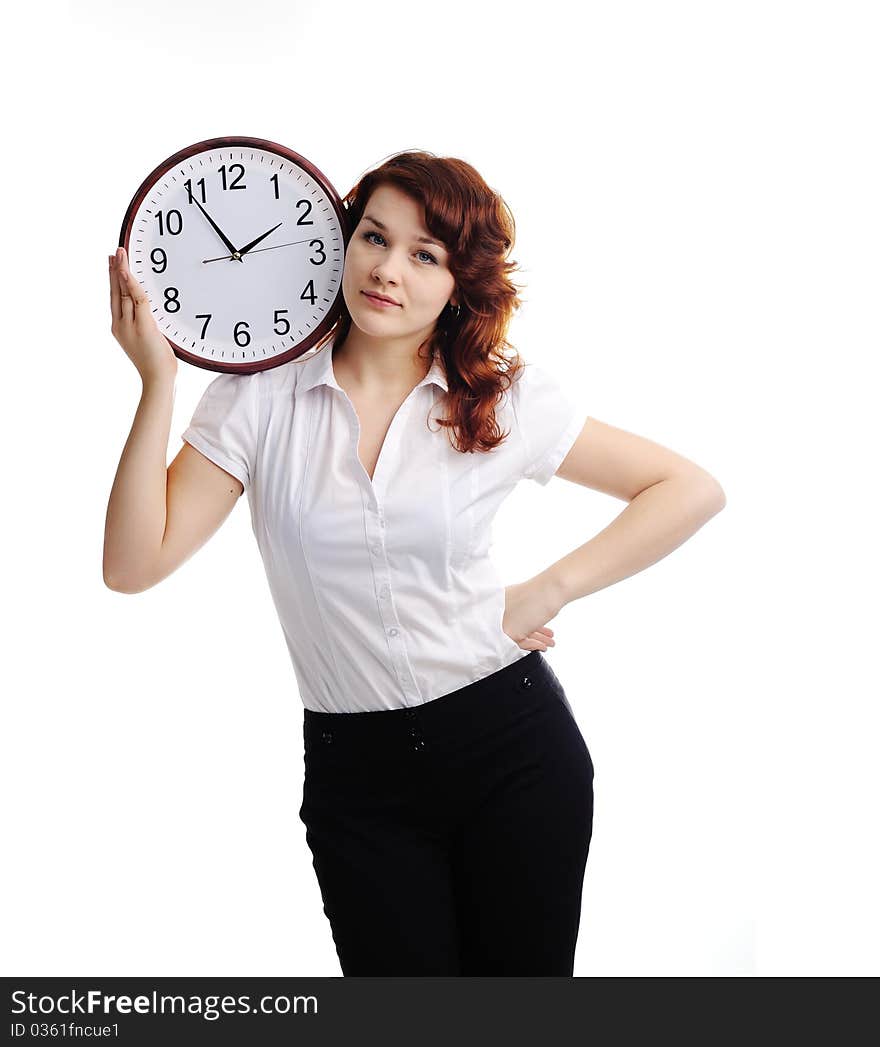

{"left": 371, "top": 262, "right": 400, "bottom": 284}
{"left": 371, "top": 250, "right": 407, "bottom": 282}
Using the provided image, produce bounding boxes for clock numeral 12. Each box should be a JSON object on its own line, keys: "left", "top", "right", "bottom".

{"left": 218, "top": 164, "right": 246, "bottom": 191}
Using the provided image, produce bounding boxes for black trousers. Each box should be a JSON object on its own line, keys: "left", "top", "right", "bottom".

{"left": 298, "top": 650, "right": 594, "bottom": 976}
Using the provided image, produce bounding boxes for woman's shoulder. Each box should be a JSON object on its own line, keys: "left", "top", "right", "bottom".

{"left": 498, "top": 359, "right": 553, "bottom": 410}
{"left": 257, "top": 355, "right": 303, "bottom": 399}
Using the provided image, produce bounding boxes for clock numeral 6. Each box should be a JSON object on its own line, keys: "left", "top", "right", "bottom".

{"left": 234, "top": 320, "right": 251, "bottom": 348}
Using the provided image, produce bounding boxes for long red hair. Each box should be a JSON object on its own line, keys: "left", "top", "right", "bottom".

{"left": 312, "top": 149, "right": 526, "bottom": 454}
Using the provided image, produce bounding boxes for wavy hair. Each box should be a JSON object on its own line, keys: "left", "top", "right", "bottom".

{"left": 311, "top": 149, "right": 526, "bottom": 454}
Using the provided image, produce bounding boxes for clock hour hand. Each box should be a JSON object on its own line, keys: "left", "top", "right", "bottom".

{"left": 194, "top": 201, "right": 242, "bottom": 262}
{"left": 237, "top": 222, "right": 283, "bottom": 258}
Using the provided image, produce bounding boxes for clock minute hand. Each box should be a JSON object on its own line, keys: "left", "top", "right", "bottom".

{"left": 237, "top": 222, "right": 284, "bottom": 259}
{"left": 194, "top": 201, "right": 242, "bottom": 262}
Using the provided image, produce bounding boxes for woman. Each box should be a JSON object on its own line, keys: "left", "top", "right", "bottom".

{"left": 104, "top": 150, "right": 726, "bottom": 976}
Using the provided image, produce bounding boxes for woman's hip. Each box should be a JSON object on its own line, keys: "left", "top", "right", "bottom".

{"left": 301, "top": 651, "right": 593, "bottom": 806}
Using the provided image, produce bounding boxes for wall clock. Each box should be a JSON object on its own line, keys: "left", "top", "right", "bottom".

{"left": 117, "top": 135, "right": 350, "bottom": 373}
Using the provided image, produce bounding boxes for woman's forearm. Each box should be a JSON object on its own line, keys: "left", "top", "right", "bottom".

{"left": 541, "top": 473, "right": 726, "bottom": 609}
{"left": 102, "top": 374, "right": 176, "bottom": 592}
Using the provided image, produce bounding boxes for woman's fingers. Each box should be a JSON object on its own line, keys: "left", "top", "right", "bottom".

{"left": 517, "top": 633, "right": 555, "bottom": 651}
{"left": 109, "top": 252, "right": 122, "bottom": 326}
{"left": 518, "top": 638, "right": 545, "bottom": 651}
{"left": 114, "top": 247, "right": 138, "bottom": 324}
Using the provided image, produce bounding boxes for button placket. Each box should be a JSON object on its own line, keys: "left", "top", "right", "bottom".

{"left": 363, "top": 488, "right": 420, "bottom": 703}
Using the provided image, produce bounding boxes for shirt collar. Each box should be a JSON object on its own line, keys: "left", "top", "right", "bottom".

{"left": 296, "top": 334, "right": 449, "bottom": 394}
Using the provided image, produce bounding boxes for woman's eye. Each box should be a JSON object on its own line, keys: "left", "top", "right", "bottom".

{"left": 361, "top": 230, "right": 437, "bottom": 265}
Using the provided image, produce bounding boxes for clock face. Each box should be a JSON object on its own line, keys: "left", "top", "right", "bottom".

{"left": 118, "top": 137, "right": 350, "bottom": 373}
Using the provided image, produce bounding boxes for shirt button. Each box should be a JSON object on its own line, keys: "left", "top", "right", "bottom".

{"left": 371, "top": 544, "right": 380, "bottom": 555}
{"left": 522, "top": 675, "right": 532, "bottom": 688}
{"left": 379, "top": 584, "right": 390, "bottom": 597}
{"left": 389, "top": 627, "right": 399, "bottom": 637}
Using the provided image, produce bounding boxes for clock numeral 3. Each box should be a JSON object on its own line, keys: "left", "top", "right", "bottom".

{"left": 309, "top": 239, "right": 326, "bottom": 265}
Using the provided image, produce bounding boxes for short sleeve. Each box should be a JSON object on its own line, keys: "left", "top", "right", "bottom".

{"left": 180, "top": 372, "right": 260, "bottom": 491}
{"left": 511, "top": 363, "right": 589, "bottom": 485}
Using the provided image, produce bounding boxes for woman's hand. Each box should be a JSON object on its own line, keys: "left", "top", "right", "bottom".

{"left": 502, "top": 577, "right": 565, "bottom": 652}
{"left": 109, "top": 247, "right": 178, "bottom": 385}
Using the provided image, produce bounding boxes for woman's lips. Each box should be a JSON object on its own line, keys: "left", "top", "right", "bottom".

{"left": 362, "top": 291, "right": 400, "bottom": 309}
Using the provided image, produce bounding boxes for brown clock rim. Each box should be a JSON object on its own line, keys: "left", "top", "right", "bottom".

{"left": 117, "top": 135, "right": 353, "bottom": 375}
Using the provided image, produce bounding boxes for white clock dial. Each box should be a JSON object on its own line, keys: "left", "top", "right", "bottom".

{"left": 121, "top": 140, "right": 347, "bottom": 372}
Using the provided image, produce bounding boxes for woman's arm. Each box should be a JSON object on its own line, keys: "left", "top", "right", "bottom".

{"left": 102, "top": 374, "right": 176, "bottom": 592}
{"left": 103, "top": 248, "right": 245, "bottom": 594}
{"left": 102, "top": 375, "right": 245, "bottom": 594}
{"left": 538, "top": 417, "right": 725, "bottom": 609}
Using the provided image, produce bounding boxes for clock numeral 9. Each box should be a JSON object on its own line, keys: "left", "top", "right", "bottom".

{"left": 150, "top": 248, "right": 168, "bottom": 274}
{"left": 155, "top": 210, "right": 183, "bottom": 236}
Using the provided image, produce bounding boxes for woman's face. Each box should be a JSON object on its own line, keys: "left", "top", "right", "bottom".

{"left": 342, "top": 183, "right": 458, "bottom": 340}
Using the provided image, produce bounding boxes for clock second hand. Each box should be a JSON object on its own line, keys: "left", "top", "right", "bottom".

{"left": 202, "top": 235, "right": 326, "bottom": 264}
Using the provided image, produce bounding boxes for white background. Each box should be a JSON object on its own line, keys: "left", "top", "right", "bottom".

{"left": 2, "top": 0, "right": 877, "bottom": 977}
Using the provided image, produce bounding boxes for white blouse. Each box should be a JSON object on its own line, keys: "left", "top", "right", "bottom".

{"left": 181, "top": 335, "right": 588, "bottom": 713}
